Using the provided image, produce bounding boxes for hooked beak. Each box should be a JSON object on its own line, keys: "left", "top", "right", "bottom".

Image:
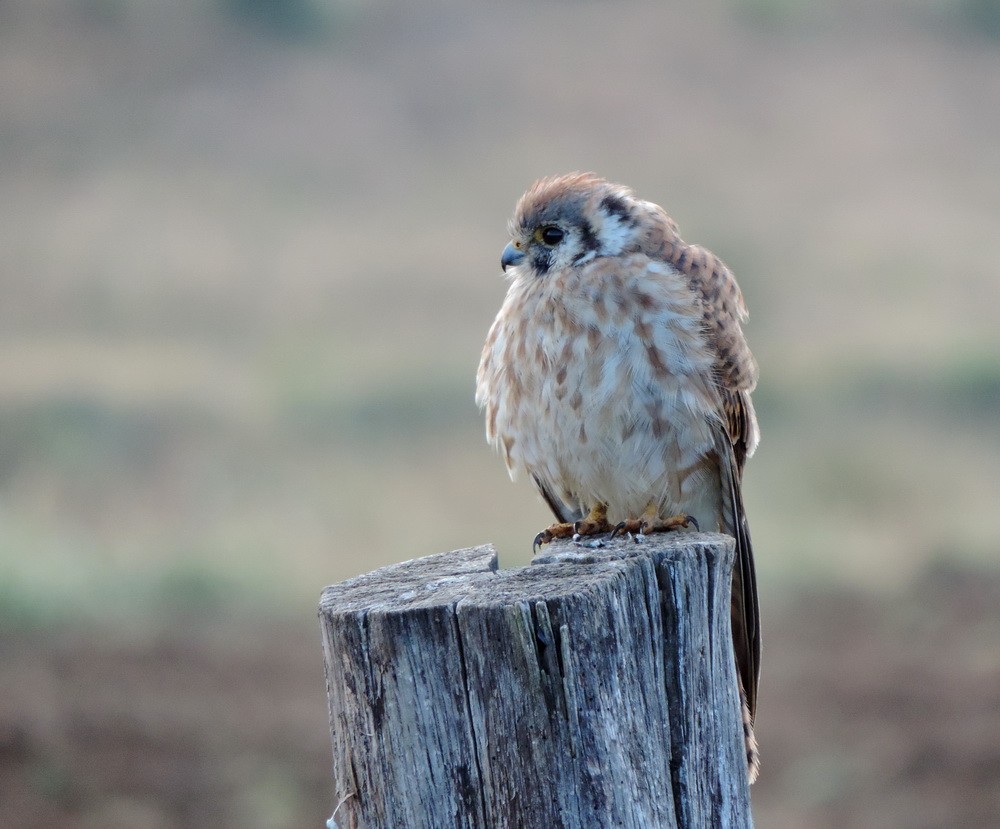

{"left": 500, "top": 242, "right": 526, "bottom": 272}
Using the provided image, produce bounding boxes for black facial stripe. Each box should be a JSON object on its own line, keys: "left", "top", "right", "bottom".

{"left": 600, "top": 194, "right": 635, "bottom": 226}
{"left": 531, "top": 249, "right": 552, "bottom": 275}
{"left": 580, "top": 220, "right": 599, "bottom": 253}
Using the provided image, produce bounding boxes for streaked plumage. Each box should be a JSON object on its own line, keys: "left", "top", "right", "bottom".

{"left": 476, "top": 172, "right": 762, "bottom": 781}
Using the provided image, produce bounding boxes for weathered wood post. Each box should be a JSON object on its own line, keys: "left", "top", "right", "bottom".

{"left": 319, "top": 533, "right": 753, "bottom": 829}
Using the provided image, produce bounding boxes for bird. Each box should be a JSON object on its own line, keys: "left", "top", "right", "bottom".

{"left": 475, "top": 172, "right": 761, "bottom": 782}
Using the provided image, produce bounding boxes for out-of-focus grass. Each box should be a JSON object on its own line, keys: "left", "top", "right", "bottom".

{"left": 960, "top": 0, "right": 1000, "bottom": 37}
{"left": 2, "top": 6, "right": 997, "bottom": 829}
{"left": 0, "top": 0, "right": 997, "bottom": 629}
{"left": 221, "top": 0, "right": 344, "bottom": 40}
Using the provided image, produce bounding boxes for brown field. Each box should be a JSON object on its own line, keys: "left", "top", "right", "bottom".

{"left": 3, "top": 564, "right": 998, "bottom": 828}
{"left": 0, "top": 0, "right": 998, "bottom": 826}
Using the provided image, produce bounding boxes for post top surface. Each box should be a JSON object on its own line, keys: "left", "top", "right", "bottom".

{"left": 319, "top": 533, "right": 735, "bottom": 617}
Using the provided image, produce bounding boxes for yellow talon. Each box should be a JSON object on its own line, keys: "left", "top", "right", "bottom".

{"left": 533, "top": 503, "right": 610, "bottom": 551}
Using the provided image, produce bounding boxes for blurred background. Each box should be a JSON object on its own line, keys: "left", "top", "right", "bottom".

{"left": 0, "top": 0, "right": 998, "bottom": 826}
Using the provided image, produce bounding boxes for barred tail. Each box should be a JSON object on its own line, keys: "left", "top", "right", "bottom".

{"left": 741, "top": 682, "right": 760, "bottom": 785}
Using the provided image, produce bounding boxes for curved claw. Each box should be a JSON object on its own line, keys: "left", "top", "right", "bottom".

{"left": 533, "top": 530, "right": 552, "bottom": 552}
{"left": 611, "top": 518, "right": 647, "bottom": 538}
{"left": 612, "top": 513, "right": 700, "bottom": 538}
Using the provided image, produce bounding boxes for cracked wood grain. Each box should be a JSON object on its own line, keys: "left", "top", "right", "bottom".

{"left": 319, "top": 534, "right": 752, "bottom": 829}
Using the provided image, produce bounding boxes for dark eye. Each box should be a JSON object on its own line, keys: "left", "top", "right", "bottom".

{"left": 539, "top": 225, "right": 564, "bottom": 246}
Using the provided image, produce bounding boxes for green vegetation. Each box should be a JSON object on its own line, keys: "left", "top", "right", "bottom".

{"left": 221, "top": 0, "right": 342, "bottom": 39}
{"left": 0, "top": 0, "right": 996, "bottom": 630}
{"left": 961, "top": 0, "right": 1000, "bottom": 36}
{"left": 0, "top": 5, "right": 997, "bottom": 828}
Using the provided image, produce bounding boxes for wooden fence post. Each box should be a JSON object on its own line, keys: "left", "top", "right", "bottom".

{"left": 319, "top": 533, "right": 753, "bottom": 829}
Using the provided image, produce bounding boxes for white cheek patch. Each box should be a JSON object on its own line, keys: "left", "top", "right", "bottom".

{"left": 597, "top": 213, "right": 633, "bottom": 256}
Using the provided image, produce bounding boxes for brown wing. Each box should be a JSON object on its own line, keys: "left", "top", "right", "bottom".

{"left": 646, "top": 215, "right": 762, "bottom": 722}
{"left": 723, "top": 387, "right": 758, "bottom": 472}
{"left": 716, "top": 426, "right": 761, "bottom": 780}
{"left": 718, "top": 427, "right": 761, "bottom": 720}
{"left": 641, "top": 213, "right": 757, "bottom": 390}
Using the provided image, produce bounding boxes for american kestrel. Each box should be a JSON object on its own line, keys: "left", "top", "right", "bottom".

{"left": 476, "top": 172, "right": 761, "bottom": 781}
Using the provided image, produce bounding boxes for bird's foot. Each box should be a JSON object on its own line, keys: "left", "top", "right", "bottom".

{"left": 533, "top": 504, "right": 611, "bottom": 551}
{"left": 611, "top": 513, "right": 699, "bottom": 539}
{"left": 533, "top": 521, "right": 575, "bottom": 551}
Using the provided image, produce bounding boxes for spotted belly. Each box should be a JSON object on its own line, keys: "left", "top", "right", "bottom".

{"left": 500, "top": 367, "right": 722, "bottom": 530}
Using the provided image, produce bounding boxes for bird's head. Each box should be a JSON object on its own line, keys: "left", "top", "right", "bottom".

{"left": 501, "top": 172, "right": 663, "bottom": 277}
